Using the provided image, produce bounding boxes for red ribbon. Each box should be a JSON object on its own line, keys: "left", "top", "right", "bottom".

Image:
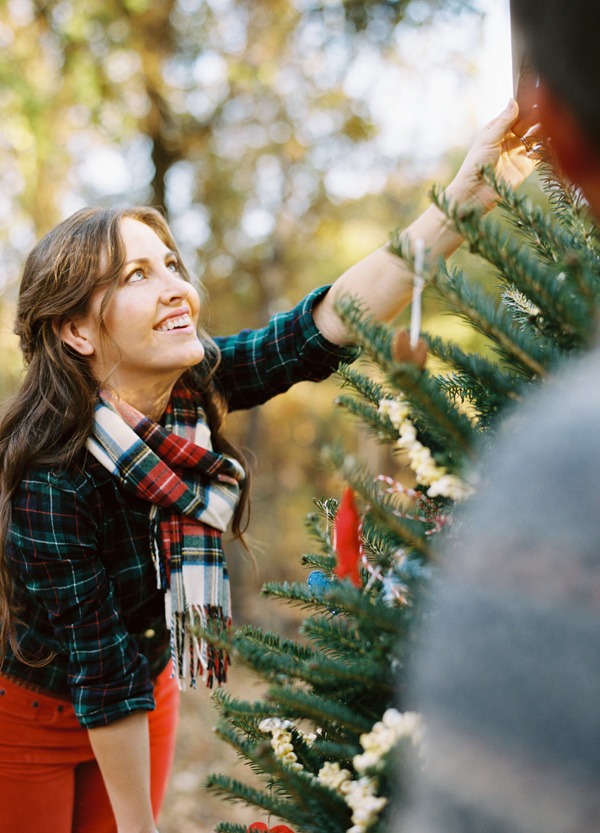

{"left": 333, "top": 486, "right": 362, "bottom": 588}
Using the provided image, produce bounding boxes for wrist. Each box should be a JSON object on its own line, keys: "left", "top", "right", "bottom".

{"left": 444, "top": 175, "right": 497, "bottom": 215}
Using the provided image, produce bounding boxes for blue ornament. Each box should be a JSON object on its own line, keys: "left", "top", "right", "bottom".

{"left": 307, "top": 570, "right": 333, "bottom": 596}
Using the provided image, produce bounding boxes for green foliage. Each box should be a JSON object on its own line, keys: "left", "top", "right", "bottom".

{"left": 205, "top": 151, "right": 600, "bottom": 833}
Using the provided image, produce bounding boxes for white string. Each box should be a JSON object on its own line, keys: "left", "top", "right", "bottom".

{"left": 410, "top": 237, "right": 425, "bottom": 349}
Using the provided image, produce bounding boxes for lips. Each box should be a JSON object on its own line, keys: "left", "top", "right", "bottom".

{"left": 155, "top": 311, "right": 192, "bottom": 331}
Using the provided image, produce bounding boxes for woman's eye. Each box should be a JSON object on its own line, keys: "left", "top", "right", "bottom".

{"left": 127, "top": 269, "right": 145, "bottom": 283}
{"left": 167, "top": 260, "right": 180, "bottom": 273}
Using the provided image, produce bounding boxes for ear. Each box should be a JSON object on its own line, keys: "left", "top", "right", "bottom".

{"left": 55, "top": 317, "right": 96, "bottom": 357}
{"left": 536, "top": 79, "right": 600, "bottom": 197}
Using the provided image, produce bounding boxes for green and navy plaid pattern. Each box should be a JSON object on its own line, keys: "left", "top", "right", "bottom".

{"left": 4, "top": 286, "right": 358, "bottom": 727}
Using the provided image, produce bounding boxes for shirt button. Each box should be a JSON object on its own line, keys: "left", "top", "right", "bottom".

{"left": 32, "top": 701, "right": 39, "bottom": 708}
{"left": 57, "top": 705, "right": 64, "bottom": 713}
{"left": 144, "top": 629, "right": 156, "bottom": 638}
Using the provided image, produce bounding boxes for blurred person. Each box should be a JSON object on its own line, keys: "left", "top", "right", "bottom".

{"left": 0, "top": 103, "right": 533, "bottom": 833}
{"left": 398, "top": 2, "right": 600, "bottom": 832}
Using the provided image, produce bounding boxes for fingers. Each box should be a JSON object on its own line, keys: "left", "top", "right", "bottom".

{"left": 481, "top": 99, "right": 519, "bottom": 139}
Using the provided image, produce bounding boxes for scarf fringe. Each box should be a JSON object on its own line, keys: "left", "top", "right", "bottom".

{"left": 171, "top": 604, "right": 231, "bottom": 690}
{"left": 149, "top": 506, "right": 168, "bottom": 591}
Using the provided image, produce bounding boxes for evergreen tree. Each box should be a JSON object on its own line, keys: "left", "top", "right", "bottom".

{"left": 203, "top": 149, "right": 600, "bottom": 833}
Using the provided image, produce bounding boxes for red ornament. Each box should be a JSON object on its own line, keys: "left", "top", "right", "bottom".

{"left": 333, "top": 486, "right": 363, "bottom": 588}
{"left": 247, "top": 824, "right": 295, "bottom": 833}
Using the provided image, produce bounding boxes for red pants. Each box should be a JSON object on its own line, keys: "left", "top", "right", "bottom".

{"left": 0, "top": 663, "right": 179, "bottom": 833}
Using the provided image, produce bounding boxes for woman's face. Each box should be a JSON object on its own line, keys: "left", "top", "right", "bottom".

{"left": 70, "top": 217, "right": 205, "bottom": 404}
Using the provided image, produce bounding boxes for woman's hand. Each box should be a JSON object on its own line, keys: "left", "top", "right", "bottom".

{"left": 312, "top": 100, "right": 538, "bottom": 345}
{"left": 446, "top": 99, "right": 537, "bottom": 212}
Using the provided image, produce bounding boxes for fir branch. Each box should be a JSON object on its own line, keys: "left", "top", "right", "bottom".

{"left": 433, "top": 372, "right": 513, "bottom": 429}
{"left": 235, "top": 626, "right": 318, "bottom": 664}
{"left": 215, "top": 823, "right": 249, "bottom": 833}
{"left": 210, "top": 721, "right": 277, "bottom": 782}
{"left": 212, "top": 720, "right": 327, "bottom": 807}
{"left": 301, "top": 609, "right": 404, "bottom": 668}
{"left": 432, "top": 261, "right": 558, "bottom": 376}
{"left": 500, "top": 286, "right": 553, "bottom": 340}
{"left": 423, "top": 332, "right": 526, "bottom": 426}
{"left": 337, "top": 362, "right": 395, "bottom": 406}
{"left": 432, "top": 186, "right": 590, "bottom": 339}
{"left": 301, "top": 552, "right": 336, "bottom": 571}
{"left": 385, "top": 361, "right": 477, "bottom": 459}
{"left": 310, "top": 738, "right": 361, "bottom": 762}
{"left": 258, "top": 580, "right": 407, "bottom": 642}
{"left": 335, "top": 394, "right": 399, "bottom": 443}
{"left": 569, "top": 262, "right": 600, "bottom": 314}
{"left": 423, "top": 332, "right": 526, "bottom": 402}
{"left": 359, "top": 517, "right": 428, "bottom": 574}
{"left": 304, "top": 654, "right": 396, "bottom": 695}
{"left": 534, "top": 140, "right": 594, "bottom": 237}
{"left": 326, "top": 448, "right": 431, "bottom": 553}
{"left": 481, "top": 165, "right": 600, "bottom": 270}
{"left": 306, "top": 581, "right": 408, "bottom": 636}
{"left": 206, "top": 771, "right": 296, "bottom": 817}
{"left": 268, "top": 684, "right": 376, "bottom": 735}
{"left": 231, "top": 635, "right": 314, "bottom": 686}
{"left": 305, "top": 510, "right": 336, "bottom": 560}
{"left": 209, "top": 730, "right": 352, "bottom": 833}
{"left": 211, "top": 688, "right": 283, "bottom": 722}
{"left": 333, "top": 295, "right": 394, "bottom": 369}
{"left": 311, "top": 496, "right": 339, "bottom": 523}
{"left": 300, "top": 614, "right": 364, "bottom": 656}
{"left": 260, "top": 580, "right": 346, "bottom": 614}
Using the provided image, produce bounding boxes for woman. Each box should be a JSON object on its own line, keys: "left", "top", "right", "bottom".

{"left": 0, "top": 101, "right": 534, "bottom": 833}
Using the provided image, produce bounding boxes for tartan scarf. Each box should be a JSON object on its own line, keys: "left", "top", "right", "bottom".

{"left": 86, "top": 382, "right": 245, "bottom": 688}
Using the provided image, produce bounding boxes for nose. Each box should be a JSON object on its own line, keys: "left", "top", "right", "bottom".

{"left": 159, "top": 266, "right": 190, "bottom": 305}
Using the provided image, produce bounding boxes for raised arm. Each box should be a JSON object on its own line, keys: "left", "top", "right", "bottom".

{"left": 312, "top": 99, "right": 536, "bottom": 345}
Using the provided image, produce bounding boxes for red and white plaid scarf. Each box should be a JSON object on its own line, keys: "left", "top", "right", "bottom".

{"left": 86, "top": 383, "right": 245, "bottom": 688}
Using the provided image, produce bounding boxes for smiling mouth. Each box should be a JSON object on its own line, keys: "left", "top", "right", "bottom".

{"left": 155, "top": 313, "right": 192, "bottom": 332}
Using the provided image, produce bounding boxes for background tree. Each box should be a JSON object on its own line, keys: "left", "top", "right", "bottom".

{"left": 0, "top": 0, "right": 483, "bottom": 616}
{"left": 0, "top": 3, "right": 510, "bottom": 829}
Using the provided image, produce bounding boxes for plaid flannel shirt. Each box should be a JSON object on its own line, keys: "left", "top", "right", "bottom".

{"left": 3, "top": 286, "right": 357, "bottom": 728}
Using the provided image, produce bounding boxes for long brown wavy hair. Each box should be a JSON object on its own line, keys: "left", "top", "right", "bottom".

{"left": 0, "top": 206, "right": 251, "bottom": 664}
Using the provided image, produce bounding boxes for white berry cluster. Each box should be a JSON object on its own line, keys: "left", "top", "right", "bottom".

{"left": 317, "top": 709, "right": 425, "bottom": 833}
{"left": 378, "top": 398, "right": 473, "bottom": 501}
{"left": 353, "top": 708, "right": 425, "bottom": 773}
{"left": 258, "top": 717, "right": 303, "bottom": 772}
{"left": 345, "top": 777, "right": 388, "bottom": 833}
{"left": 318, "top": 760, "right": 353, "bottom": 792}
{"left": 317, "top": 763, "right": 385, "bottom": 833}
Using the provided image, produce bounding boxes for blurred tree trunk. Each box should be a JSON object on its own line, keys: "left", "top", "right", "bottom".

{"left": 132, "top": 0, "right": 179, "bottom": 211}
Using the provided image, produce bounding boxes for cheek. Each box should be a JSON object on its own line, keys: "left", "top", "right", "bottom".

{"left": 104, "top": 296, "right": 152, "bottom": 340}
{"left": 188, "top": 285, "right": 202, "bottom": 322}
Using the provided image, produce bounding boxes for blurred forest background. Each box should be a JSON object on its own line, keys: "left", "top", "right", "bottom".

{"left": 0, "top": 0, "right": 522, "bottom": 829}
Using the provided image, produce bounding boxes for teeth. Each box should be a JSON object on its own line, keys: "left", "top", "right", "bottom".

{"left": 157, "top": 313, "right": 191, "bottom": 331}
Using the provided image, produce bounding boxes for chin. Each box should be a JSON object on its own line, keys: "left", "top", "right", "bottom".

{"left": 179, "top": 344, "right": 205, "bottom": 371}
{"left": 191, "top": 342, "right": 205, "bottom": 365}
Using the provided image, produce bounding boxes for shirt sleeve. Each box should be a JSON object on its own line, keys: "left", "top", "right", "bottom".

{"left": 9, "top": 469, "right": 154, "bottom": 728}
{"left": 213, "top": 285, "right": 360, "bottom": 412}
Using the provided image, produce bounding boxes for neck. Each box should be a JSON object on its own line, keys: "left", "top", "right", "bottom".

{"left": 104, "top": 375, "right": 181, "bottom": 421}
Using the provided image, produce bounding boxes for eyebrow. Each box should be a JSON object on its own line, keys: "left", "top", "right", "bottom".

{"left": 123, "top": 251, "right": 178, "bottom": 269}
